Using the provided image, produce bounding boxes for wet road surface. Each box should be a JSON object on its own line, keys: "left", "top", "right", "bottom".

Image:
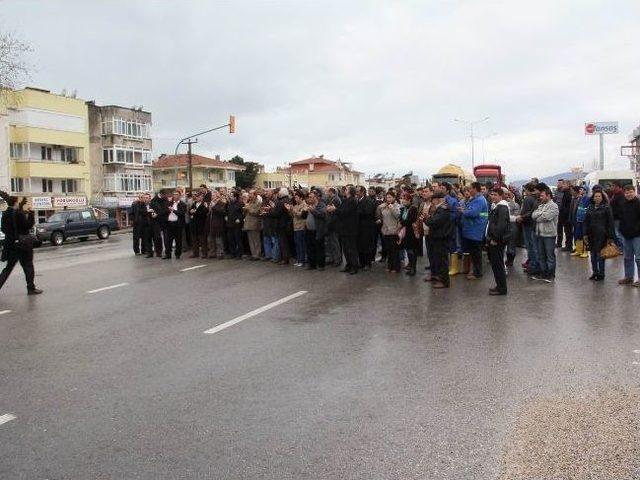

{"left": 1, "top": 236, "right": 639, "bottom": 479}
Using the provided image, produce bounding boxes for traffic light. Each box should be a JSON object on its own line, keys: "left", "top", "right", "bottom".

{"left": 229, "top": 115, "right": 236, "bottom": 134}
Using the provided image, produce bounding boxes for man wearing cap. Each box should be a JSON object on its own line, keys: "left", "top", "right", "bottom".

{"left": 424, "top": 192, "right": 453, "bottom": 288}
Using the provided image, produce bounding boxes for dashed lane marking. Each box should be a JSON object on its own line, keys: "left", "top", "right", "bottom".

{"left": 180, "top": 265, "right": 207, "bottom": 272}
{"left": 204, "top": 290, "right": 308, "bottom": 335}
{"left": 0, "top": 310, "right": 11, "bottom": 315}
{"left": 0, "top": 413, "right": 16, "bottom": 426}
{"left": 86, "top": 283, "right": 129, "bottom": 294}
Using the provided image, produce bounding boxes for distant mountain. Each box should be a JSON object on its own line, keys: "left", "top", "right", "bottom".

{"left": 511, "top": 171, "right": 581, "bottom": 188}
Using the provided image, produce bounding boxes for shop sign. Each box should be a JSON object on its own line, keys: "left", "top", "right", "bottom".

{"left": 53, "top": 196, "right": 87, "bottom": 208}
{"left": 31, "top": 196, "right": 53, "bottom": 209}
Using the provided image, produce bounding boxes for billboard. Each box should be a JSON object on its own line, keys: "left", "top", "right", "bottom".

{"left": 585, "top": 122, "right": 619, "bottom": 135}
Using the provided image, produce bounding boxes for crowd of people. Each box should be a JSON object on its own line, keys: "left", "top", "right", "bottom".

{"left": 128, "top": 177, "right": 640, "bottom": 296}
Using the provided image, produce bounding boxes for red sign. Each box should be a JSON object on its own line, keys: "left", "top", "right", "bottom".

{"left": 585, "top": 123, "right": 595, "bottom": 134}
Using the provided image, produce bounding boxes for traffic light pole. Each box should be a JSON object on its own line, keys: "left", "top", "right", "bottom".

{"left": 173, "top": 116, "right": 236, "bottom": 192}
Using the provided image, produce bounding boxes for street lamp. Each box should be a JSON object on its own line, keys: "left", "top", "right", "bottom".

{"left": 478, "top": 132, "right": 498, "bottom": 164}
{"left": 174, "top": 116, "right": 236, "bottom": 191}
{"left": 454, "top": 117, "right": 489, "bottom": 169}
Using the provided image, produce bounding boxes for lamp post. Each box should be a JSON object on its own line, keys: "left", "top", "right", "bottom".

{"left": 174, "top": 116, "right": 235, "bottom": 191}
{"left": 454, "top": 117, "right": 489, "bottom": 169}
{"left": 479, "top": 132, "right": 498, "bottom": 164}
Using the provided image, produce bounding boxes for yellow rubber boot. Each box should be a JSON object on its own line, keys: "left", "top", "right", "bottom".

{"left": 580, "top": 243, "right": 589, "bottom": 258}
{"left": 448, "top": 254, "right": 459, "bottom": 276}
{"left": 571, "top": 240, "right": 582, "bottom": 256}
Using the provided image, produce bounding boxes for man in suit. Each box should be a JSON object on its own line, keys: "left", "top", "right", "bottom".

{"left": 148, "top": 191, "right": 170, "bottom": 258}
{"left": 356, "top": 186, "right": 377, "bottom": 270}
{"left": 189, "top": 192, "right": 209, "bottom": 258}
{"left": 329, "top": 185, "right": 359, "bottom": 274}
{"left": 131, "top": 193, "right": 150, "bottom": 255}
{"left": 164, "top": 190, "right": 187, "bottom": 259}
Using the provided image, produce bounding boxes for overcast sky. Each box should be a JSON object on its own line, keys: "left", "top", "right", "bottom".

{"left": 2, "top": 0, "right": 639, "bottom": 180}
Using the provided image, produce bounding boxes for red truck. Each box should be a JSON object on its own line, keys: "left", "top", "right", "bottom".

{"left": 473, "top": 164, "right": 505, "bottom": 188}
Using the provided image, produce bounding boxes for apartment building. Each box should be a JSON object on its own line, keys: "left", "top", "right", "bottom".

{"left": 152, "top": 153, "right": 244, "bottom": 191}
{"left": 255, "top": 155, "right": 365, "bottom": 189}
{"left": 87, "top": 102, "right": 152, "bottom": 227}
{"left": 1, "top": 87, "right": 91, "bottom": 222}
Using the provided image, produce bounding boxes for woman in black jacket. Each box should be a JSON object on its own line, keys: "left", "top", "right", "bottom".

{"left": 584, "top": 190, "right": 615, "bottom": 281}
{"left": 486, "top": 188, "right": 511, "bottom": 295}
{"left": 0, "top": 196, "right": 42, "bottom": 294}
{"left": 399, "top": 192, "right": 419, "bottom": 276}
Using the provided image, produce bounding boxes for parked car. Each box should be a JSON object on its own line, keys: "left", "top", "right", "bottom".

{"left": 35, "top": 208, "right": 119, "bottom": 246}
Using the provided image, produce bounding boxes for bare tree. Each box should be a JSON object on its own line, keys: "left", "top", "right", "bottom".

{"left": 0, "top": 32, "right": 31, "bottom": 92}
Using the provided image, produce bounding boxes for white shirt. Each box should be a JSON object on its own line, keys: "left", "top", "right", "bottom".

{"left": 168, "top": 201, "right": 179, "bottom": 222}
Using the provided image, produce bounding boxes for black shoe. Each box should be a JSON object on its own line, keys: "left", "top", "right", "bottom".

{"left": 595, "top": 274, "right": 604, "bottom": 281}
{"left": 489, "top": 289, "right": 507, "bottom": 296}
{"left": 340, "top": 267, "right": 351, "bottom": 273}
{"left": 27, "top": 288, "right": 43, "bottom": 295}
{"left": 175, "top": 255, "right": 181, "bottom": 260}
{"left": 163, "top": 256, "right": 171, "bottom": 260}
{"left": 146, "top": 253, "right": 154, "bottom": 258}
{"left": 589, "top": 273, "right": 597, "bottom": 280}
{"left": 349, "top": 269, "right": 358, "bottom": 275}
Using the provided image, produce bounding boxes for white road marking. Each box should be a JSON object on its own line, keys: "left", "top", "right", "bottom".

{"left": 634, "top": 350, "right": 640, "bottom": 354}
{"left": 180, "top": 264, "right": 207, "bottom": 272}
{"left": 87, "top": 282, "right": 129, "bottom": 294}
{"left": 0, "top": 310, "right": 11, "bottom": 315}
{"left": 204, "top": 290, "right": 308, "bottom": 335}
{"left": 0, "top": 413, "right": 16, "bottom": 426}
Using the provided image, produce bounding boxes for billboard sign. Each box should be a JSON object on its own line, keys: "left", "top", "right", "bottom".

{"left": 31, "top": 196, "right": 53, "bottom": 209}
{"left": 585, "top": 121, "right": 619, "bottom": 135}
{"left": 53, "top": 196, "right": 87, "bottom": 208}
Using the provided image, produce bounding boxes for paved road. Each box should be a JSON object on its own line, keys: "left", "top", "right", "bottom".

{"left": 1, "top": 236, "right": 639, "bottom": 479}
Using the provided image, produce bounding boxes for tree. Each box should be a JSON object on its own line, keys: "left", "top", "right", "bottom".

{"left": 229, "top": 155, "right": 260, "bottom": 189}
{"left": 0, "top": 33, "right": 31, "bottom": 95}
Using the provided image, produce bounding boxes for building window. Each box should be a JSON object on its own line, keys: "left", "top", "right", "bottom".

{"left": 116, "top": 150, "right": 125, "bottom": 163}
{"left": 103, "top": 149, "right": 114, "bottom": 163}
{"left": 62, "top": 179, "right": 78, "bottom": 193}
{"left": 11, "top": 178, "right": 24, "bottom": 193}
{"left": 9, "top": 143, "right": 26, "bottom": 158}
{"left": 105, "top": 117, "right": 150, "bottom": 139}
{"left": 61, "top": 148, "right": 77, "bottom": 163}
{"left": 228, "top": 171, "right": 236, "bottom": 182}
{"left": 41, "top": 146, "right": 52, "bottom": 160}
{"left": 41, "top": 179, "right": 53, "bottom": 193}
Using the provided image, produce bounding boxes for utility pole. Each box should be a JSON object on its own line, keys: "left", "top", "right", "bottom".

{"left": 599, "top": 133, "right": 605, "bottom": 170}
{"left": 454, "top": 117, "right": 489, "bottom": 168}
{"left": 184, "top": 138, "right": 198, "bottom": 191}
{"left": 174, "top": 116, "right": 236, "bottom": 193}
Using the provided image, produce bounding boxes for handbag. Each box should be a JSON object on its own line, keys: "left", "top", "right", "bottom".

{"left": 17, "top": 233, "right": 38, "bottom": 250}
{"left": 600, "top": 241, "right": 619, "bottom": 260}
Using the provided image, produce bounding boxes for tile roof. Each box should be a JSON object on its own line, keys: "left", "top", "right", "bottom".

{"left": 153, "top": 154, "right": 245, "bottom": 170}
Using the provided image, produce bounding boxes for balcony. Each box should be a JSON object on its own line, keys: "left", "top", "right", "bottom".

{"left": 103, "top": 173, "right": 152, "bottom": 194}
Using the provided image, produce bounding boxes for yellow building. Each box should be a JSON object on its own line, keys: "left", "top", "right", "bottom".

{"left": 1, "top": 87, "right": 91, "bottom": 221}
{"left": 255, "top": 155, "right": 365, "bottom": 189}
{"left": 152, "top": 153, "right": 244, "bottom": 191}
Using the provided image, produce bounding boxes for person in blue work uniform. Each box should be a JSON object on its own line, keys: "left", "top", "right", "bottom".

{"left": 460, "top": 182, "right": 488, "bottom": 280}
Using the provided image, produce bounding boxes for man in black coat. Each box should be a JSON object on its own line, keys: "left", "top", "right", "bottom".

{"left": 189, "top": 192, "right": 209, "bottom": 258}
{"left": 164, "top": 190, "right": 187, "bottom": 259}
{"left": 131, "top": 193, "right": 151, "bottom": 255}
{"left": 486, "top": 188, "right": 512, "bottom": 295}
{"left": 425, "top": 192, "right": 452, "bottom": 288}
{"left": 329, "top": 185, "right": 359, "bottom": 274}
{"left": 356, "top": 186, "right": 377, "bottom": 270}
{"left": 148, "top": 191, "right": 170, "bottom": 258}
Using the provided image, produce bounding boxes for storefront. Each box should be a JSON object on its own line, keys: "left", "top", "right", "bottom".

{"left": 97, "top": 196, "right": 136, "bottom": 228}
{"left": 31, "top": 195, "right": 88, "bottom": 224}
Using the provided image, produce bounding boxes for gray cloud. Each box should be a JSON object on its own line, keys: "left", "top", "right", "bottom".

{"left": 2, "top": 0, "right": 640, "bottom": 180}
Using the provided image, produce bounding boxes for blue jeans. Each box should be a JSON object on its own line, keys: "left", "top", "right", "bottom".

{"left": 614, "top": 220, "right": 624, "bottom": 249}
{"left": 293, "top": 230, "right": 306, "bottom": 264}
{"left": 263, "top": 235, "right": 280, "bottom": 260}
{"left": 523, "top": 225, "right": 539, "bottom": 272}
{"left": 590, "top": 251, "right": 605, "bottom": 276}
{"left": 536, "top": 235, "right": 556, "bottom": 276}
{"left": 623, "top": 236, "right": 640, "bottom": 280}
